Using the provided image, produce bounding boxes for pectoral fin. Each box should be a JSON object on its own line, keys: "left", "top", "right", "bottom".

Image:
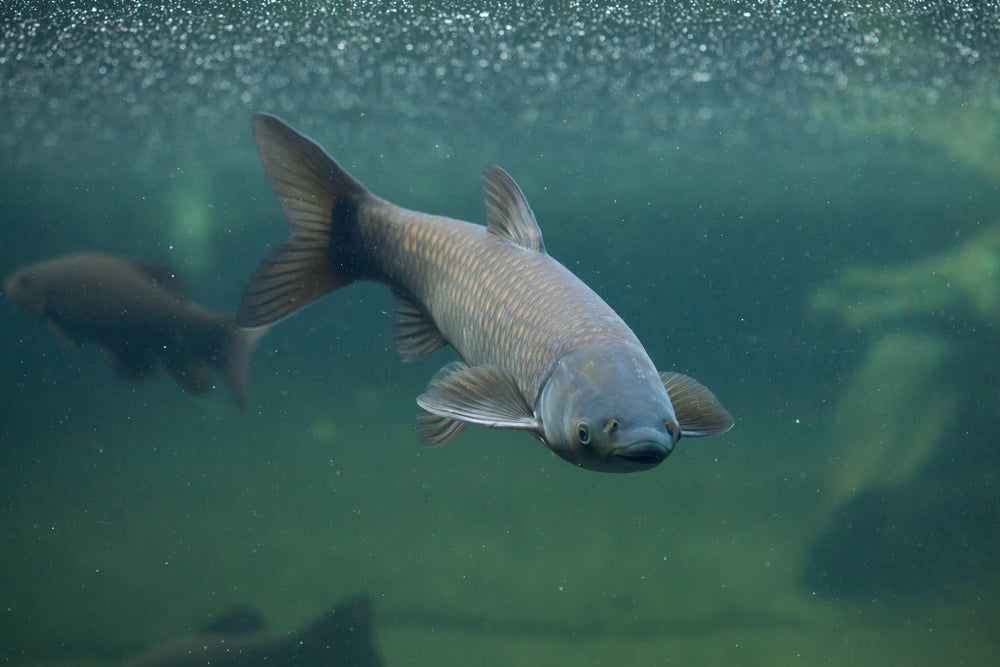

{"left": 416, "top": 362, "right": 539, "bottom": 445}
{"left": 660, "top": 371, "right": 735, "bottom": 437}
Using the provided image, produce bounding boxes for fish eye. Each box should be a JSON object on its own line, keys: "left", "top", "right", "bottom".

{"left": 604, "top": 418, "right": 620, "bottom": 434}
{"left": 577, "top": 422, "right": 591, "bottom": 445}
{"left": 665, "top": 419, "right": 679, "bottom": 438}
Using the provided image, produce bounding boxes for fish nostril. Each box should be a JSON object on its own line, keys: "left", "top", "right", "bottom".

{"left": 665, "top": 419, "right": 679, "bottom": 439}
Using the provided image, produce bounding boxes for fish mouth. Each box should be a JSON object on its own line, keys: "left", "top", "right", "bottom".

{"left": 612, "top": 441, "right": 672, "bottom": 465}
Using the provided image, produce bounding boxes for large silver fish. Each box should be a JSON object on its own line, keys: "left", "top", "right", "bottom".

{"left": 239, "top": 114, "right": 733, "bottom": 472}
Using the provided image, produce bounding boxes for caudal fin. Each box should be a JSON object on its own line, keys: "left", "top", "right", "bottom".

{"left": 219, "top": 321, "right": 268, "bottom": 410}
{"left": 237, "top": 113, "right": 369, "bottom": 328}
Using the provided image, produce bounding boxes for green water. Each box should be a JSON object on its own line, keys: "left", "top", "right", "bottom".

{"left": 2, "top": 1, "right": 999, "bottom": 665}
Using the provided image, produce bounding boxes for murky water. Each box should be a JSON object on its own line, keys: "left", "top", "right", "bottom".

{"left": 2, "top": 2, "right": 999, "bottom": 665}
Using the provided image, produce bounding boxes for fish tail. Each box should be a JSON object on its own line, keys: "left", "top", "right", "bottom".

{"left": 219, "top": 319, "right": 268, "bottom": 410}
{"left": 237, "top": 113, "right": 370, "bottom": 328}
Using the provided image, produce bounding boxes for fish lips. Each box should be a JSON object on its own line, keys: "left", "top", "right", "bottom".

{"left": 612, "top": 439, "right": 673, "bottom": 467}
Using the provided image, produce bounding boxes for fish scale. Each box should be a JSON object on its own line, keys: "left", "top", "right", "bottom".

{"left": 366, "top": 212, "right": 638, "bottom": 402}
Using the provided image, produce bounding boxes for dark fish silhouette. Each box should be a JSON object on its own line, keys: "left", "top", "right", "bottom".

{"left": 126, "top": 595, "right": 383, "bottom": 667}
{"left": 5, "top": 253, "right": 262, "bottom": 407}
{"left": 239, "top": 114, "right": 733, "bottom": 471}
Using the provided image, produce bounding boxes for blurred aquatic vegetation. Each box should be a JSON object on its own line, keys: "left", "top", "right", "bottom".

{"left": 812, "top": 77, "right": 1000, "bottom": 182}
{"left": 813, "top": 223, "right": 1000, "bottom": 330}
{"left": 804, "top": 222, "right": 1000, "bottom": 595}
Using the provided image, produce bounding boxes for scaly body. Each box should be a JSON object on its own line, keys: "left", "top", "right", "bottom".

{"left": 357, "top": 201, "right": 645, "bottom": 404}
{"left": 239, "top": 114, "right": 733, "bottom": 471}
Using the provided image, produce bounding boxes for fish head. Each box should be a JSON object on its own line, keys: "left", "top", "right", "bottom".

{"left": 3, "top": 267, "right": 47, "bottom": 316}
{"left": 537, "top": 346, "right": 680, "bottom": 473}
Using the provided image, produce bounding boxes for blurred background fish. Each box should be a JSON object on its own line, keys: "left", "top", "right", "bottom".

{"left": 4, "top": 253, "right": 265, "bottom": 408}
{"left": 126, "top": 595, "right": 383, "bottom": 667}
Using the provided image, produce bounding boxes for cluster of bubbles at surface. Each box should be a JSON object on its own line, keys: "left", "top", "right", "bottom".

{"left": 2, "top": 0, "right": 997, "bottom": 169}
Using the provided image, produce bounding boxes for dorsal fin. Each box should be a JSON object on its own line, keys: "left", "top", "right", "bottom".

{"left": 483, "top": 166, "right": 545, "bottom": 253}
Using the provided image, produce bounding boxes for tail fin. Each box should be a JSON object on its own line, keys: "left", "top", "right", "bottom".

{"left": 219, "top": 320, "right": 268, "bottom": 410}
{"left": 237, "top": 113, "right": 369, "bottom": 328}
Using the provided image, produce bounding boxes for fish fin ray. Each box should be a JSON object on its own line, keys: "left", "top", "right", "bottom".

{"left": 660, "top": 371, "right": 735, "bottom": 437}
{"left": 238, "top": 237, "right": 346, "bottom": 327}
{"left": 416, "top": 362, "right": 471, "bottom": 446}
{"left": 394, "top": 293, "right": 447, "bottom": 362}
{"left": 238, "top": 114, "right": 369, "bottom": 328}
{"left": 483, "top": 165, "right": 545, "bottom": 253}
{"left": 416, "top": 407, "right": 470, "bottom": 447}
{"left": 252, "top": 113, "right": 367, "bottom": 236}
{"left": 417, "top": 362, "right": 539, "bottom": 432}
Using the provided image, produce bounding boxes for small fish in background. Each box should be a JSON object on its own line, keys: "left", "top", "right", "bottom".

{"left": 238, "top": 114, "right": 733, "bottom": 472}
{"left": 4, "top": 253, "right": 264, "bottom": 408}
{"left": 126, "top": 595, "right": 384, "bottom": 667}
